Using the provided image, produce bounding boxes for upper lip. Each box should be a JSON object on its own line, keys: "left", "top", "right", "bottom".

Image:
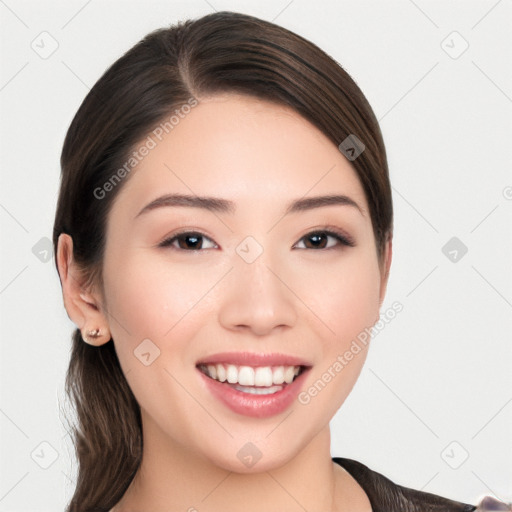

{"left": 196, "top": 352, "right": 312, "bottom": 367}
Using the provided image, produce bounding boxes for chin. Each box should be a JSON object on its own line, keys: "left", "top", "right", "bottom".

{"left": 200, "top": 430, "right": 311, "bottom": 475}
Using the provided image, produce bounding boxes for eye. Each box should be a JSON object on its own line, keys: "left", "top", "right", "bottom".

{"left": 294, "top": 229, "right": 355, "bottom": 250}
{"left": 158, "top": 228, "right": 355, "bottom": 252}
{"left": 158, "top": 231, "right": 217, "bottom": 251}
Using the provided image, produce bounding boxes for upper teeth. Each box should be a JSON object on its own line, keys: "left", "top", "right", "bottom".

{"left": 200, "top": 364, "right": 301, "bottom": 386}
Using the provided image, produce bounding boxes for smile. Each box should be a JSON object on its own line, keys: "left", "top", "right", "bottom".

{"left": 196, "top": 353, "right": 311, "bottom": 418}
{"left": 197, "top": 363, "right": 304, "bottom": 390}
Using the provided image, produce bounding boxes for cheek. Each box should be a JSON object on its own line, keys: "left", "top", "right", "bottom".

{"left": 102, "top": 249, "right": 215, "bottom": 342}
{"left": 293, "top": 250, "right": 381, "bottom": 348}
{"left": 101, "top": 251, "right": 217, "bottom": 441}
{"left": 290, "top": 250, "right": 381, "bottom": 416}
{"left": 333, "top": 262, "right": 380, "bottom": 341}
{"left": 293, "top": 255, "right": 381, "bottom": 426}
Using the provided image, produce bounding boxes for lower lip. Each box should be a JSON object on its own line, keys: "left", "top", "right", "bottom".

{"left": 198, "top": 368, "right": 310, "bottom": 418}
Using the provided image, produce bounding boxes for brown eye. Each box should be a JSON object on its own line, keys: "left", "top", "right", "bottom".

{"left": 295, "top": 230, "right": 355, "bottom": 250}
{"left": 159, "top": 232, "right": 217, "bottom": 251}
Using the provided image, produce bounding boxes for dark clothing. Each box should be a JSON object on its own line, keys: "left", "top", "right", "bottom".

{"left": 334, "top": 457, "right": 477, "bottom": 511}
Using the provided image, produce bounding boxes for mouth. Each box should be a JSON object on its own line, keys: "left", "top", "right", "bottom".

{"left": 196, "top": 353, "right": 312, "bottom": 418}
{"left": 197, "top": 363, "right": 307, "bottom": 395}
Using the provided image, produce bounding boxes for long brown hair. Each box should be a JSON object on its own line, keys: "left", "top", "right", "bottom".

{"left": 53, "top": 11, "right": 393, "bottom": 511}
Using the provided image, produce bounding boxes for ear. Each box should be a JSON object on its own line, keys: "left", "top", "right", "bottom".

{"left": 56, "top": 233, "right": 111, "bottom": 346}
{"left": 378, "top": 234, "right": 393, "bottom": 308}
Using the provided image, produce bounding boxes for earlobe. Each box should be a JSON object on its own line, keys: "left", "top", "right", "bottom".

{"left": 56, "top": 233, "right": 111, "bottom": 346}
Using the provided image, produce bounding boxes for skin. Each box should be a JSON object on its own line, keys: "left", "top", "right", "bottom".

{"left": 57, "top": 93, "right": 392, "bottom": 511}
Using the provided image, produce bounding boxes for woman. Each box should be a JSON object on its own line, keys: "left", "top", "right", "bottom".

{"left": 53, "top": 11, "right": 508, "bottom": 512}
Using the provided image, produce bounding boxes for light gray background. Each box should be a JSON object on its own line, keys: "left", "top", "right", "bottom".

{"left": 1, "top": 0, "right": 511, "bottom": 510}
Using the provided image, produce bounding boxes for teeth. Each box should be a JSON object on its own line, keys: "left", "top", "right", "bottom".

{"left": 207, "top": 365, "right": 217, "bottom": 380}
{"left": 233, "top": 384, "right": 283, "bottom": 395}
{"left": 201, "top": 364, "right": 302, "bottom": 387}
{"left": 273, "top": 366, "right": 284, "bottom": 385}
{"left": 254, "top": 367, "right": 273, "bottom": 387}
{"left": 226, "top": 365, "right": 238, "bottom": 384}
{"left": 284, "top": 366, "right": 295, "bottom": 383}
{"left": 238, "top": 366, "right": 255, "bottom": 386}
{"left": 216, "top": 364, "right": 226, "bottom": 382}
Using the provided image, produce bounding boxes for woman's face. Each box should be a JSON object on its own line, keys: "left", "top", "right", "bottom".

{"left": 101, "top": 93, "right": 389, "bottom": 471}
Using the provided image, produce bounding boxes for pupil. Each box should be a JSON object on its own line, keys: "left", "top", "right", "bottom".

{"left": 308, "top": 233, "right": 326, "bottom": 248}
{"left": 183, "top": 235, "right": 200, "bottom": 249}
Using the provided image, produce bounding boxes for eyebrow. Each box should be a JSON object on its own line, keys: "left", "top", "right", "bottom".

{"left": 134, "top": 193, "right": 365, "bottom": 219}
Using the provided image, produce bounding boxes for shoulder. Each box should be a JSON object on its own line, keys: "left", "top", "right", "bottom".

{"left": 333, "top": 456, "right": 478, "bottom": 512}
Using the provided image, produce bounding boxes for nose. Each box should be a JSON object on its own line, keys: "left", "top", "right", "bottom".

{"left": 217, "top": 251, "right": 298, "bottom": 336}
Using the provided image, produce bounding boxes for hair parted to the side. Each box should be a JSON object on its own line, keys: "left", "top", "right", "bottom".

{"left": 53, "top": 11, "right": 393, "bottom": 511}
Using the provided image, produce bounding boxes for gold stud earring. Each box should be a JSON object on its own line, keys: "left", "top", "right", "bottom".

{"left": 82, "top": 328, "right": 102, "bottom": 344}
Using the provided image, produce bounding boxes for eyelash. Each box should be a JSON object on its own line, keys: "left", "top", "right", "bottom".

{"left": 158, "top": 228, "right": 356, "bottom": 252}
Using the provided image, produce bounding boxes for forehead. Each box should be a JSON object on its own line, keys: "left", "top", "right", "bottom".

{"left": 113, "top": 93, "right": 368, "bottom": 216}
